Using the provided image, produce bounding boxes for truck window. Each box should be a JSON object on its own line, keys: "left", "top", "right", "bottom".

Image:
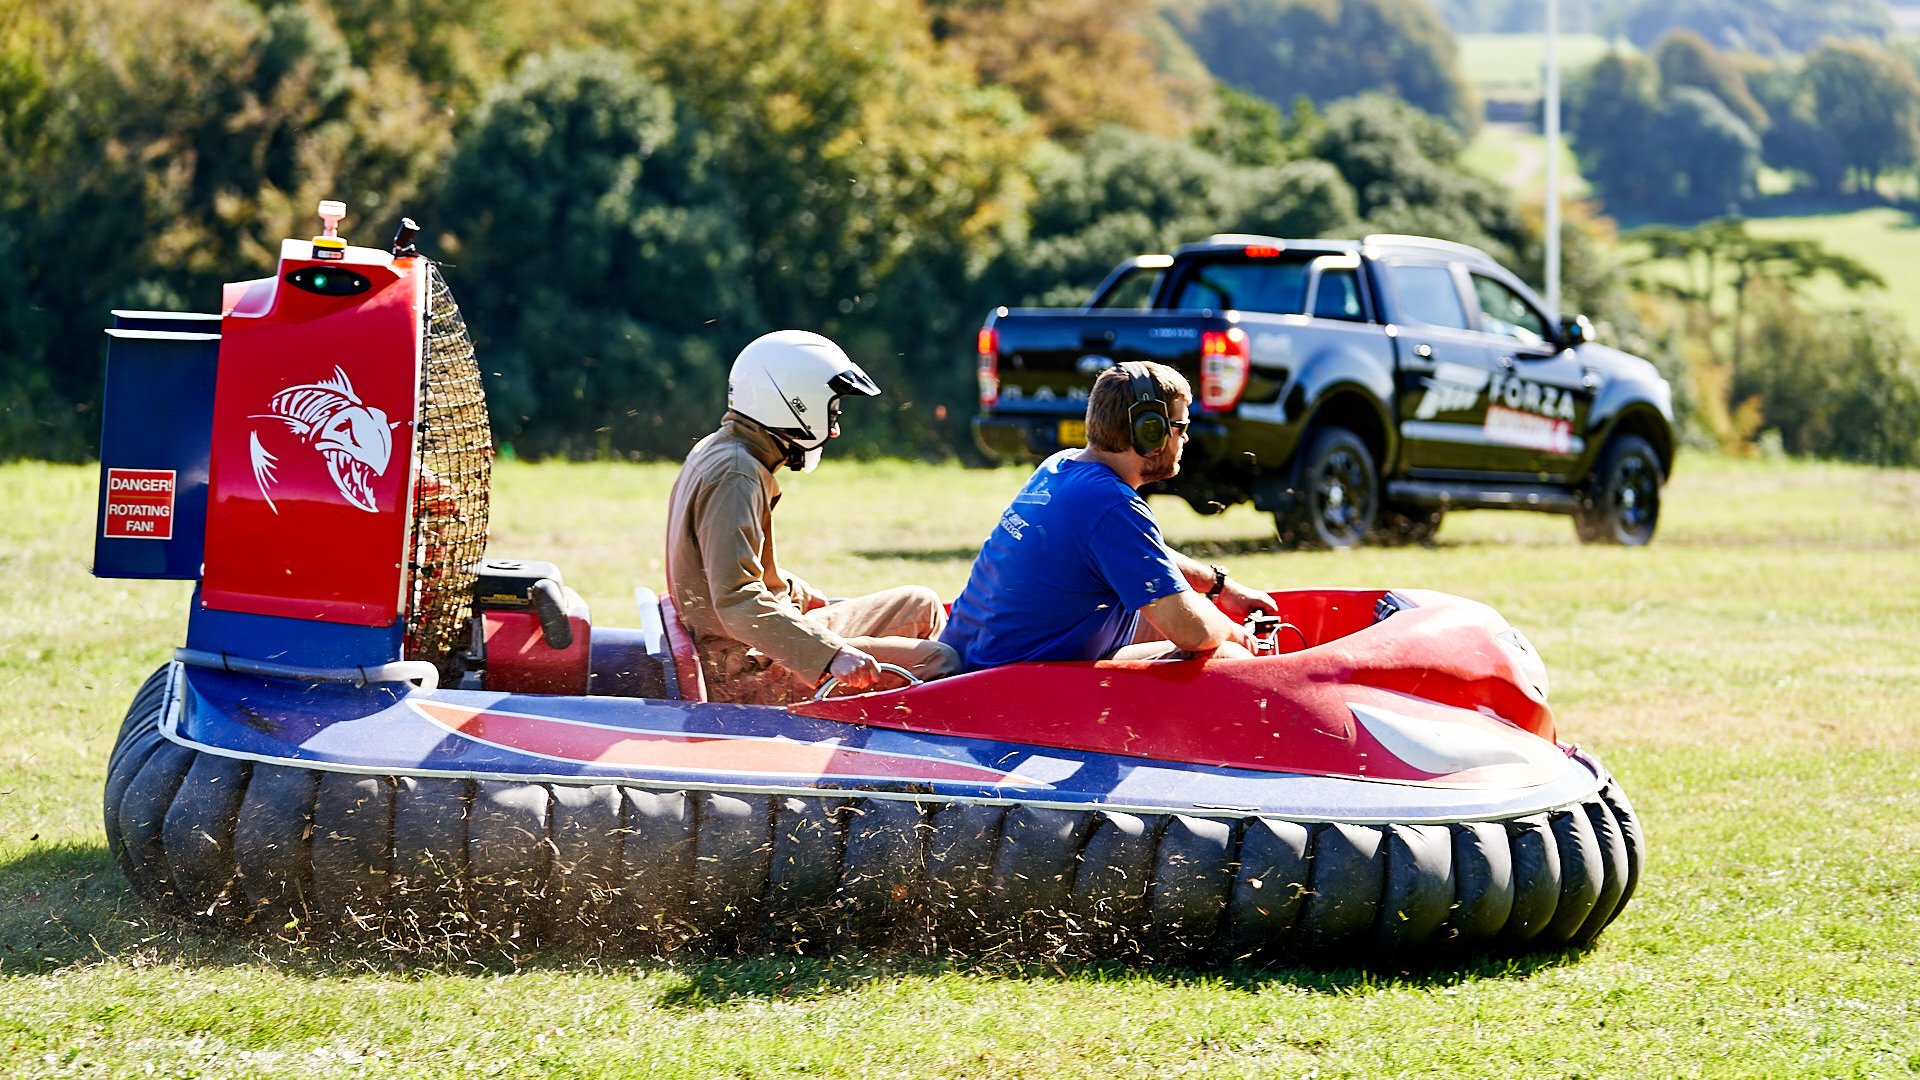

{"left": 1311, "top": 268, "right": 1364, "bottom": 321}
{"left": 1089, "top": 266, "right": 1162, "bottom": 310}
{"left": 1169, "top": 258, "right": 1312, "bottom": 314}
{"left": 1389, "top": 263, "right": 1470, "bottom": 330}
{"left": 1470, "top": 273, "right": 1549, "bottom": 344}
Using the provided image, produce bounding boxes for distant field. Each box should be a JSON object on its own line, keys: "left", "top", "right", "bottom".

{"left": 2, "top": 455, "right": 1918, "bottom": 1077}
{"left": 1456, "top": 32, "right": 1633, "bottom": 92}
{"left": 1622, "top": 206, "right": 1920, "bottom": 340}
{"left": 1461, "top": 121, "right": 1591, "bottom": 202}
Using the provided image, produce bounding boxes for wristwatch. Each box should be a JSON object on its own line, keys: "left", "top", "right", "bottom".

{"left": 1206, "top": 563, "right": 1230, "bottom": 600}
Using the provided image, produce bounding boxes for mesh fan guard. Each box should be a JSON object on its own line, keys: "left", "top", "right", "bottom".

{"left": 405, "top": 262, "right": 492, "bottom": 676}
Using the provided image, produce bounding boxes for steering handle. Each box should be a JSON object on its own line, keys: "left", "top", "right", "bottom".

{"left": 812, "top": 662, "right": 923, "bottom": 701}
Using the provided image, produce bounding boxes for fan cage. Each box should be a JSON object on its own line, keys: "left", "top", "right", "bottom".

{"left": 404, "top": 262, "right": 492, "bottom": 677}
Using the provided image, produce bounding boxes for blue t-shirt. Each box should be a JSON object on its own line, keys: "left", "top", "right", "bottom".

{"left": 940, "top": 450, "right": 1187, "bottom": 669}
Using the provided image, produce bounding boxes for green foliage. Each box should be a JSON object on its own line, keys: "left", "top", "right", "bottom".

{"left": 1803, "top": 40, "right": 1920, "bottom": 191}
{"left": 437, "top": 50, "right": 757, "bottom": 458}
{"left": 1567, "top": 46, "right": 1759, "bottom": 214}
{"left": 0, "top": 0, "right": 448, "bottom": 460}
{"left": 1622, "top": 0, "right": 1890, "bottom": 56}
{"left": 1165, "top": 0, "right": 1480, "bottom": 133}
{"left": 1311, "top": 94, "right": 1521, "bottom": 257}
{"left": 0, "top": 0, "right": 1653, "bottom": 464}
{"left": 1738, "top": 292, "right": 1920, "bottom": 466}
{"left": 1653, "top": 29, "right": 1767, "bottom": 134}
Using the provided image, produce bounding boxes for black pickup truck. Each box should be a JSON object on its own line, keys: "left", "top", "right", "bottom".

{"left": 973, "top": 233, "right": 1676, "bottom": 547}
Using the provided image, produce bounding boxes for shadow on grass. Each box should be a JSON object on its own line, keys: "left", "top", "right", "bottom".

{"left": 853, "top": 546, "right": 982, "bottom": 563}
{"left": 0, "top": 842, "right": 1593, "bottom": 1000}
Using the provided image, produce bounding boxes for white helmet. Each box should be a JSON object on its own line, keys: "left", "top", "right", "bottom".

{"left": 727, "top": 330, "right": 881, "bottom": 468}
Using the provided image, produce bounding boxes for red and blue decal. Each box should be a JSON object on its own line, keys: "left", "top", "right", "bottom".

{"left": 408, "top": 698, "right": 1044, "bottom": 787}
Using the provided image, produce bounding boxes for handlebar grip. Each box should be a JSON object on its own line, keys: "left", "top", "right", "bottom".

{"left": 529, "top": 578, "right": 573, "bottom": 650}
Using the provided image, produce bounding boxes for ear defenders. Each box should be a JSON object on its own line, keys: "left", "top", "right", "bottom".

{"left": 1123, "top": 362, "right": 1171, "bottom": 455}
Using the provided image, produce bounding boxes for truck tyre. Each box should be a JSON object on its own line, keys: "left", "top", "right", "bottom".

{"left": 1370, "top": 503, "right": 1443, "bottom": 546}
{"left": 1278, "top": 427, "right": 1379, "bottom": 550}
{"left": 1574, "top": 434, "right": 1662, "bottom": 546}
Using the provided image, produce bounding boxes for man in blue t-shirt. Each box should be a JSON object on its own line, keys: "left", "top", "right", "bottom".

{"left": 941, "top": 361, "right": 1277, "bottom": 670}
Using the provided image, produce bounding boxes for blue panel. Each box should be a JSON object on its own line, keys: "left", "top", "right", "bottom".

{"left": 93, "top": 324, "right": 220, "bottom": 579}
{"left": 185, "top": 587, "right": 405, "bottom": 666}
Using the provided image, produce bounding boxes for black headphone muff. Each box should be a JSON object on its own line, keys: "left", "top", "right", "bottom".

{"left": 1123, "top": 361, "right": 1171, "bottom": 455}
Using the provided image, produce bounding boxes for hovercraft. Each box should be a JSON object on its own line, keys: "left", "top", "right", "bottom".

{"left": 95, "top": 206, "right": 1641, "bottom": 964}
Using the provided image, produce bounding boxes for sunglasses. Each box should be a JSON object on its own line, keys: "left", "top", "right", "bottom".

{"left": 1168, "top": 418, "right": 1191, "bottom": 435}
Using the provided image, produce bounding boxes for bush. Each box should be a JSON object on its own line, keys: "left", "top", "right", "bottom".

{"left": 1737, "top": 290, "right": 1920, "bottom": 467}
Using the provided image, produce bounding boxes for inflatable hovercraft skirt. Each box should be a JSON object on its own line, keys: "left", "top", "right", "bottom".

{"left": 94, "top": 205, "right": 1642, "bottom": 964}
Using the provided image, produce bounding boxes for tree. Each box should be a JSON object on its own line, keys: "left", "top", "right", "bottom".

{"left": 1624, "top": 0, "right": 1890, "bottom": 56}
{"left": 1567, "top": 52, "right": 1663, "bottom": 207}
{"left": 1311, "top": 94, "right": 1523, "bottom": 259}
{"left": 1630, "top": 218, "right": 1883, "bottom": 392}
{"left": 0, "top": 0, "right": 448, "bottom": 460}
{"left": 436, "top": 50, "right": 759, "bottom": 458}
{"left": 1651, "top": 87, "right": 1759, "bottom": 212}
{"left": 927, "top": 0, "right": 1206, "bottom": 142}
{"left": 1738, "top": 291, "right": 1920, "bottom": 466}
{"left": 1804, "top": 40, "right": 1920, "bottom": 194}
{"left": 1653, "top": 29, "right": 1766, "bottom": 135}
{"left": 1165, "top": 0, "right": 1479, "bottom": 132}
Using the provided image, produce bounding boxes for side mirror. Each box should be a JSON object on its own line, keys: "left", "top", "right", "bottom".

{"left": 1559, "top": 314, "right": 1594, "bottom": 348}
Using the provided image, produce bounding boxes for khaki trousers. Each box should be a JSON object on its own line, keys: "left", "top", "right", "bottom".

{"left": 704, "top": 585, "right": 960, "bottom": 705}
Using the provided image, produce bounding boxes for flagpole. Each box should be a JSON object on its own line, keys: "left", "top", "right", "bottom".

{"left": 1544, "top": 0, "right": 1562, "bottom": 315}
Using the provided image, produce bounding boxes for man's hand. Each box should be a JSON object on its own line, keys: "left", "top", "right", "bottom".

{"left": 1214, "top": 578, "right": 1278, "bottom": 622}
{"left": 825, "top": 645, "right": 881, "bottom": 690}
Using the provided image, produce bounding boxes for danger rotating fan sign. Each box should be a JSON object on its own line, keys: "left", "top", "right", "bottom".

{"left": 103, "top": 469, "right": 176, "bottom": 540}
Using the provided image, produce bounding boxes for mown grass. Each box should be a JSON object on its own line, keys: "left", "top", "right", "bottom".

{"left": 1455, "top": 33, "right": 1633, "bottom": 93}
{"left": 2, "top": 453, "right": 1918, "bottom": 1078}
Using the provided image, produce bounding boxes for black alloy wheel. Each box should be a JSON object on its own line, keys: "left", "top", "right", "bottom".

{"left": 1280, "top": 426, "right": 1379, "bottom": 549}
{"left": 1575, "top": 434, "right": 1663, "bottom": 545}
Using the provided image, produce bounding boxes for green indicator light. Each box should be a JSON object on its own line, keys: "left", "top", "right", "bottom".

{"left": 313, "top": 272, "right": 329, "bottom": 290}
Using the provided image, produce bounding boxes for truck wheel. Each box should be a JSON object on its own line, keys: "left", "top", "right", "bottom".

{"left": 1370, "top": 503, "right": 1443, "bottom": 546}
{"left": 1278, "top": 427, "right": 1379, "bottom": 550}
{"left": 1574, "top": 434, "right": 1662, "bottom": 546}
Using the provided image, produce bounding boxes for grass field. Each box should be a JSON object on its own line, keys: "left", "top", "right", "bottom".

{"left": 1455, "top": 33, "right": 1632, "bottom": 93}
{"left": 3, "top": 454, "right": 1919, "bottom": 1077}
{"left": 1460, "top": 122, "right": 1590, "bottom": 203}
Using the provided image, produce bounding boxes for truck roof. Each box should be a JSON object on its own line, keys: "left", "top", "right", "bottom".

{"left": 1173, "top": 233, "right": 1501, "bottom": 268}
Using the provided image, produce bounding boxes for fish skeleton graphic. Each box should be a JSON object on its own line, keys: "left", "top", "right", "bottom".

{"left": 250, "top": 366, "right": 393, "bottom": 513}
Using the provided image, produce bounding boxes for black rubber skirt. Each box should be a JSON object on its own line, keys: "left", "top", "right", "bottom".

{"left": 105, "top": 667, "right": 1644, "bottom": 964}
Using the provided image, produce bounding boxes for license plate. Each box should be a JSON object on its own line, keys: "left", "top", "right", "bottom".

{"left": 1057, "top": 419, "right": 1086, "bottom": 446}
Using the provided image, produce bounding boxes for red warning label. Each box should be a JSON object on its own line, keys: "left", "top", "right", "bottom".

{"left": 104, "top": 468, "right": 176, "bottom": 540}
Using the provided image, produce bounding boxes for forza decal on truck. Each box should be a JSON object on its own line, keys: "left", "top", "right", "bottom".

{"left": 1483, "top": 373, "right": 1577, "bottom": 454}
{"left": 1413, "top": 362, "right": 1489, "bottom": 420}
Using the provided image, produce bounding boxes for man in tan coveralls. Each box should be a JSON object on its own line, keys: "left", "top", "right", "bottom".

{"left": 664, "top": 330, "right": 961, "bottom": 704}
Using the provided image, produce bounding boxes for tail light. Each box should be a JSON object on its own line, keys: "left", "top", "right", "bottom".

{"left": 1199, "top": 327, "right": 1250, "bottom": 411}
{"left": 977, "top": 326, "right": 999, "bottom": 407}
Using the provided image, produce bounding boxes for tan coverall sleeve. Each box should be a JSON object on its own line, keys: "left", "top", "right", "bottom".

{"left": 695, "top": 462, "right": 843, "bottom": 682}
{"left": 783, "top": 572, "right": 824, "bottom": 613}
